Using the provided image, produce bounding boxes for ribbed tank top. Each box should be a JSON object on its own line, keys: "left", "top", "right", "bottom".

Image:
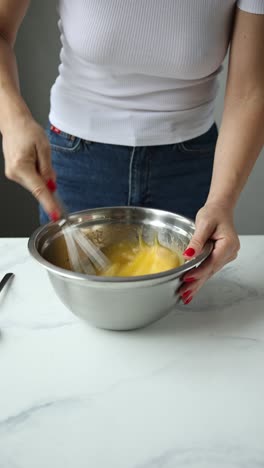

{"left": 49, "top": 0, "right": 264, "bottom": 146}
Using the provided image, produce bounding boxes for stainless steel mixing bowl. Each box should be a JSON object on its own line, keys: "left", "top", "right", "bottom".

{"left": 28, "top": 207, "right": 213, "bottom": 330}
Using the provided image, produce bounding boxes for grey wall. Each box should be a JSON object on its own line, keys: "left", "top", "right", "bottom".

{"left": 0, "top": 1, "right": 263, "bottom": 237}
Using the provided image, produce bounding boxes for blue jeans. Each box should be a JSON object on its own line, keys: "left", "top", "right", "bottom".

{"left": 40, "top": 123, "right": 218, "bottom": 224}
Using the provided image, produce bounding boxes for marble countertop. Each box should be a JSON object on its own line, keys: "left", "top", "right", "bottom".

{"left": 0, "top": 236, "right": 264, "bottom": 468}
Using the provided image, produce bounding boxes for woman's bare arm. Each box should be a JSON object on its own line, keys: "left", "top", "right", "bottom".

{"left": 180, "top": 8, "right": 264, "bottom": 301}
{"left": 0, "top": 0, "right": 60, "bottom": 219}
{"left": 0, "top": 0, "right": 32, "bottom": 128}
{"left": 207, "top": 8, "right": 264, "bottom": 208}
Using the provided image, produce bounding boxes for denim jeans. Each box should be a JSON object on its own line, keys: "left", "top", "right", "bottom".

{"left": 40, "top": 123, "right": 218, "bottom": 224}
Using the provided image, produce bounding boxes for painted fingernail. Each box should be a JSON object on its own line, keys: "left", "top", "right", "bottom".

{"left": 184, "top": 296, "right": 193, "bottom": 305}
{"left": 46, "top": 179, "right": 57, "bottom": 193}
{"left": 184, "top": 277, "right": 196, "bottom": 283}
{"left": 182, "top": 290, "right": 192, "bottom": 299}
{"left": 50, "top": 210, "right": 60, "bottom": 222}
{"left": 183, "top": 247, "right": 196, "bottom": 257}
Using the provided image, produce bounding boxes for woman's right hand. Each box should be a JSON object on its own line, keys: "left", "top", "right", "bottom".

{"left": 3, "top": 115, "right": 60, "bottom": 220}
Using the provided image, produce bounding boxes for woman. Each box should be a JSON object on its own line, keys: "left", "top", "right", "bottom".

{"left": 0, "top": 1, "right": 264, "bottom": 303}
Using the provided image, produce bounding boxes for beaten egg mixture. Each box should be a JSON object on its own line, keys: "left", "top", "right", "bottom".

{"left": 98, "top": 237, "right": 183, "bottom": 277}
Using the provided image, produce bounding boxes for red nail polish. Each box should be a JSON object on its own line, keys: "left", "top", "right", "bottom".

{"left": 183, "top": 247, "right": 196, "bottom": 257}
{"left": 50, "top": 211, "right": 60, "bottom": 222}
{"left": 184, "top": 296, "right": 193, "bottom": 305}
{"left": 182, "top": 290, "right": 192, "bottom": 299}
{"left": 46, "top": 179, "right": 57, "bottom": 193}
{"left": 184, "top": 277, "right": 196, "bottom": 283}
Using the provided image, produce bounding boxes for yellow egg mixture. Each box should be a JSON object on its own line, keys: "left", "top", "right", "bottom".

{"left": 98, "top": 237, "right": 183, "bottom": 277}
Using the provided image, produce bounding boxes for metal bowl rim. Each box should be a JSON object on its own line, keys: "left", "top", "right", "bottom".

{"left": 28, "top": 206, "right": 213, "bottom": 285}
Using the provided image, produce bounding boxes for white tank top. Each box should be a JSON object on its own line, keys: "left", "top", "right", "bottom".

{"left": 49, "top": 0, "right": 264, "bottom": 146}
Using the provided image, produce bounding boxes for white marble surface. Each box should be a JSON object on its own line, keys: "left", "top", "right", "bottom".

{"left": 0, "top": 236, "right": 264, "bottom": 468}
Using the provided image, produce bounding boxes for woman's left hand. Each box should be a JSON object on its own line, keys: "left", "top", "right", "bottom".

{"left": 179, "top": 201, "right": 240, "bottom": 305}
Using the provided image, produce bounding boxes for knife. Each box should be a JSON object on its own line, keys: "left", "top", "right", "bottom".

{"left": 0, "top": 273, "right": 15, "bottom": 294}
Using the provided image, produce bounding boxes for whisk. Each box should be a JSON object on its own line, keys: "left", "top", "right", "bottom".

{"left": 54, "top": 192, "right": 110, "bottom": 275}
